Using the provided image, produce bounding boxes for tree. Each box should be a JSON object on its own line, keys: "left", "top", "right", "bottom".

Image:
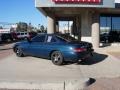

{"left": 10, "top": 27, "right": 15, "bottom": 32}
{"left": 16, "top": 22, "right": 28, "bottom": 32}
{"left": 27, "top": 23, "right": 32, "bottom": 32}
{"left": 40, "top": 25, "right": 45, "bottom": 32}
{"left": 44, "top": 27, "right": 47, "bottom": 33}
{"left": 0, "top": 26, "right": 3, "bottom": 29}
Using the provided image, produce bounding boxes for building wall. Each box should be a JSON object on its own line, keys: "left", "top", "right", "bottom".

{"left": 35, "top": 0, "right": 118, "bottom": 48}
{"left": 35, "top": 0, "right": 115, "bottom": 8}
{"left": 81, "top": 10, "right": 93, "bottom": 42}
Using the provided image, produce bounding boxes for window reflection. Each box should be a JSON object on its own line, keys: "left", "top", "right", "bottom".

{"left": 100, "top": 15, "right": 120, "bottom": 43}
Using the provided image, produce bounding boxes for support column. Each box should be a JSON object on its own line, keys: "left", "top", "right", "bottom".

{"left": 55, "top": 21, "right": 59, "bottom": 33}
{"left": 92, "top": 13, "right": 100, "bottom": 48}
{"left": 47, "top": 16, "right": 54, "bottom": 34}
{"left": 81, "top": 10, "right": 92, "bottom": 43}
{"left": 76, "top": 16, "right": 81, "bottom": 41}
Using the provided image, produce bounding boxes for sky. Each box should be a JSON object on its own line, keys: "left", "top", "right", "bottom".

{"left": 0, "top": 0, "right": 120, "bottom": 29}
{"left": 115, "top": 0, "right": 120, "bottom": 3}
{"left": 0, "top": 0, "right": 47, "bottom": 27}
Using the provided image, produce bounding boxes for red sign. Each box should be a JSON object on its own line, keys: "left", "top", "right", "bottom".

{"left": 52, "top": 0, "right": 101, "bottom": 3}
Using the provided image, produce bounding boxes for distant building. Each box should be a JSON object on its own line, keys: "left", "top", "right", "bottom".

{"left": 0, "top": 23, "right": 17, "bottom": 33}
{"left": 0, "top": 28, "right": 11, "bottom": 33}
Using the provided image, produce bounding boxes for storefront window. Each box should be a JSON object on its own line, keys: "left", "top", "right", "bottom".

{"left": 100, "top": 16, "right": 111, "bottom": 34}
{"left": 112, "top": 17, "right": 120, "bottom": 31}
{"left": 100, "top": 15, "right": 120, "bottom": 43}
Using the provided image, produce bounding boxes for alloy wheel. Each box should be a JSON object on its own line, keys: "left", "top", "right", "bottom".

{"left": 15, "top": 47, "right": 24, "bottom": 57}
{"left": 51, "top": 51, "right": 63, "bottom": 65}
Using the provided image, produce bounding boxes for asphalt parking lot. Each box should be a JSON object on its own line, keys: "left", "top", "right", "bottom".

{"left": 0, "top": 43, "right": 120, "bottom": 90}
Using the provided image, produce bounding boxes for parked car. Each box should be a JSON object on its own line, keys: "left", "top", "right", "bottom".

{"left": 1, "top": 33, "right": 13, "bottom": 42}
{"left": 16, "top": 32, "right": 29, "bottom": 39}
{"left": 100, "top": 33, "right": 110, "bottom": 43}
{"left": 0, "top": 33, "right": 2, "bottom": 43}
{"left": 108, "top": 31, "right": 120, "bottom": 43}
{"left": 11, "top": 32, "right": 29, "bottom": 40}
{"left": 13, "top": 34, "right": 94, "bottom": 65}
{"left": 100, "top": 31, "right": 120, "bottom": 43}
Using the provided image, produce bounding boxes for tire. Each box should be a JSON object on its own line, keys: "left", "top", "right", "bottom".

{"left": 51, "top": 51, "right": 64, "bottom": 65}
{"left": 15, "top": 47, "right": 24, "bottom": 57}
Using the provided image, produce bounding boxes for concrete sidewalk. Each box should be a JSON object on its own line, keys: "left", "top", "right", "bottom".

{"left": 0, "top": 54, "right": 89, "bottom": 90}
{"left": 0, "top": 54, "right": 85, "bottom": 82}
{"left": 0, "top": 47, "right": 120, "bottom": 89}
{"left": 0, "top": 43, "right": 14, "bottom": 52}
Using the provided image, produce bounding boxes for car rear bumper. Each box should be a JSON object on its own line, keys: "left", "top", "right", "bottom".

{"left": 64, "top": 49, "right": 94, "bottom": 62}
{"left": 77, "top": 49, "right": 94, "bottom": 59}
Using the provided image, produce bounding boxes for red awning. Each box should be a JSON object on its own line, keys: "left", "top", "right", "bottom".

{"left": 52, "top": 0, "right": 101, "bottom": 3}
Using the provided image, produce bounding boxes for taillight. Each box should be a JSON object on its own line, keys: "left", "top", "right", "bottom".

{"left": 74, "top": 48, "right": 86, "bottom": 52}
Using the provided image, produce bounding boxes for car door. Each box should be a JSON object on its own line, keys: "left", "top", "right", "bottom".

{"left": 28, "top": 35, "right": 47, "bottom": 58}
{"left": 43, "top": 35, "right": 58, "bottom": 58}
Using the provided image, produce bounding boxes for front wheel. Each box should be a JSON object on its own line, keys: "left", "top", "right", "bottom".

{"left": 15, "top": 47, "right": 24, "bottom": 57}
{"left": 51, "top": 51, "right": 64, "bottom": 65}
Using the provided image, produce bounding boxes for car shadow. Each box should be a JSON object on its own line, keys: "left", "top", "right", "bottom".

{"left": 77, "top": 52, "right": 108, "bottom": 65}
{"left": 23, "top": 52, "right": 108, "bottom": 66}
{"left": 63, "top": 52, "right": 108, "bottom": 65}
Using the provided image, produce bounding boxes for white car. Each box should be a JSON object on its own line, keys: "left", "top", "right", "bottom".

{"left": 16, "top": 32, "right": 29, "bottom": 39}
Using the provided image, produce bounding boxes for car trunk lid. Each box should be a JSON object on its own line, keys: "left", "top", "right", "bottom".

{"left": 68, "top": 41, "right": 93, "bottom": 52}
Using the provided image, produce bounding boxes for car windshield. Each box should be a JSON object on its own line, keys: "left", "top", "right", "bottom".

{"left": 21, "top": 33, "right": 24, "bottom": 35}
{"left": 57, "top": 34, "right": 77, "bottom": 42}
{"left": 17, "top": 33, "right": 20, "bottom": 35}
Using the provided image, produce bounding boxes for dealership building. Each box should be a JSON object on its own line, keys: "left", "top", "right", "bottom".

{"left": 35, "top": 0, "right": 120, "bottom": 48}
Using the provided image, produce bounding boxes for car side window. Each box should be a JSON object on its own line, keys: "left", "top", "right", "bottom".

{"left": 32, "top": 35, "right": 46, "bottom": 42}
{"left": 56, "top": 36, "right": 67, "bottom": 42}
{"left": 46, "top": 36, "right": 56, "bottom": 43}
{"left": 51, "top": 37, "right": 56, "bottom": 42}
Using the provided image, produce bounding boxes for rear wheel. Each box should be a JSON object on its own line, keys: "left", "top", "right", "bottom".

{"left": 51, "top": 51, "right": 64, "bottom": 65}
{"left": 15, "top": 47, "right": 24, "bottom": 57}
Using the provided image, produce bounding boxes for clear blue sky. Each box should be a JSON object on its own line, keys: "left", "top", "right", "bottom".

{"left": 0, "top": 0, "right": 47, "bottom": 27}
{"left": 1, "top": 0, "right": 120, "bottom": 29}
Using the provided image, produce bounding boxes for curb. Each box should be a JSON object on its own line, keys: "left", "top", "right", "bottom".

{"left": 65, "top": 78, "right": 90, "bottom": 90}
{"left": 0, "top": 78, "right": 90, "bottom": 90}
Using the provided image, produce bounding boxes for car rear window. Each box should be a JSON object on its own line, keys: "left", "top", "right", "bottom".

{"left": 21, "top": 33, "right": 24, "bottom": 35}
{"left": 46, "top": 36, "right": 57, "bottom": 42}
{"left": 57, "top": 34, "right": 77, "bottom": 42}
{"left": 47, "top": 36, "right": 52, "bottom": 42}
{"left": 56, "top": 36, "right": 67, "bottom": 42}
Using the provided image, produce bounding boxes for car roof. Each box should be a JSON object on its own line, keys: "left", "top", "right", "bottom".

{"left": 37, "top": 33, "right": 65, "bottom": 36}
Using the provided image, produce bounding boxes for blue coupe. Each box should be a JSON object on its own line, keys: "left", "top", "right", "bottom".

{"left": 13, "top": 34, "right": 94, "bottom": 65}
